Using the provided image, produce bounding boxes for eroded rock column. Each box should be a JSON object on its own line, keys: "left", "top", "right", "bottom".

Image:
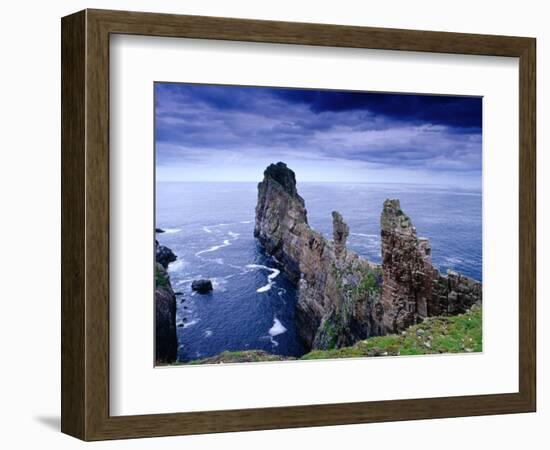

{"left": 380, "top": 199, "right": 437, "bottom": 333}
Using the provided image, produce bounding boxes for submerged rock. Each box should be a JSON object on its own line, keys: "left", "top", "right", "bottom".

{"left": 191, "top": 279, "right": 213, "bottom": 294}
{"left": 155, "top": 228, "right": 165, "bottom": 233}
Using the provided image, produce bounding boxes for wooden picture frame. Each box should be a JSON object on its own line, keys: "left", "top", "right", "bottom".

{"left": 61, "top": 9, "right": 536, "bottom": 441}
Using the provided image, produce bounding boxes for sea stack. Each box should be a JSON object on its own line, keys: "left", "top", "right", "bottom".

{"left": 255, "top": 162, "right": 384, "bottom": 349}
{"left": 254, "top": 162, "right": 483, "bottom": 351}
{"left": 380, "top": 199, "right": 482, "bottom": 333}
{"left": 380, "top": 199, "right": 439, "bottom": 332}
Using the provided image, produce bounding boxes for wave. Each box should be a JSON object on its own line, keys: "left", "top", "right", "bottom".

{"left": 351, "top": 232, "right": 379, "bottom": 238}
{"left": 246, "top": 264, "right": 281, "bottom": 293}
{"left": 228, "top": 231, "right": 240, "bottom": 239}
{"left": 240, "top": 220, "right": 253, "bottom": 224}
{"left": 268, "top": 317, "right": 287, "bottom": 346}
{"left": 161, "top": 228, "right": 182, "bottom": 234}
{"left": 202, "top": 226, "right": 212, "bottom": 233}
{"left": 175, "top": 277, "right": 196, "bottom": 286}
{"left": 180, "top": 318, "right": 199, "bottom": 329}
{"left": 167, "top": 259, "right": 187, "bottom": 273}
{"left": 210, "top": 277, "right": 229, "bottom": 292}
{"left": 195, "top": 239, "right": 231, "bottom": 256}
{"left": 444, "top": 256, "right": 463, "bottom": 265}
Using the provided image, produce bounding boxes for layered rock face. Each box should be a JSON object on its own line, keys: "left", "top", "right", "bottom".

{"left": 155, "top": 241, "right": 178, "bottom": 363}
{"left": 380, "top": 199, "right": 482, "bottom": 333}
{"left": 255, "top": 162, "right": 482, "bottom": 351}
{"left": 255, "top": 162, "right": 384, "bottom": 349}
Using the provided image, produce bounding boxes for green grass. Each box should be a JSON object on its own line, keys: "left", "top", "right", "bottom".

{"left": 301, "top": 304, "right": 482, "bottom": 360}
{"left": 357, "top": 270, "right": 381, "bottom": 295}
{"left": 183, "top": 350, "right": 294, "bottom": 365}
{"left": 155, "top": 265, "right": 168, "bottom": 287}
{"left": 168, "top": 305, "right": 482, "bottom": 365}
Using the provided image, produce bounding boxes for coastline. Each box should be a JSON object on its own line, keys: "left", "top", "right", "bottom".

{"left": 155, "top": 163, "right": 483, "bottom": 365}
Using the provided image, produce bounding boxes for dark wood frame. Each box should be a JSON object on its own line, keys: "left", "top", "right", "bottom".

{"left": 61, "top": 8, "right": 536, "bottom": 441}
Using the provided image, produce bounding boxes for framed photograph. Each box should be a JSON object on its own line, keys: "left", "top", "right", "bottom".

{"left": 61, "top": 9, "right": 536, "bottom": 440}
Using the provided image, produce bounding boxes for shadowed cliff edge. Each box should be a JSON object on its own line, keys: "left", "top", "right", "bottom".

{"left": 254, "top": 162, "right": 482, "bottom": 352}
{"left": 155, "top": 239, "right": 178, "bottom": 363}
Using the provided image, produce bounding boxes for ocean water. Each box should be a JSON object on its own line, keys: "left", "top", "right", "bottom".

{"left": 156, "top": 182, "right": 482, "bottom": 362}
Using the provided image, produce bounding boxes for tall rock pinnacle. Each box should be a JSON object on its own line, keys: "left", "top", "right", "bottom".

{"left": 332, "top": 211, "right": 349, "bottom": 258}
{"left": 254, "top": 162, "right": 308, "bottom": 282}
{"left": 254, "top": 162, "right": 383, "bottom": 349}
{"left": 380, "top": 199, "right": 482, "bottom": 334}
{"left": 380, "top": 199, "right": 436, "bottom": 332}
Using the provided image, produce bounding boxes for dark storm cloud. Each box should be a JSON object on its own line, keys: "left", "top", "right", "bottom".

{"left": 155, "top": 83, "right": 482, "bottom": 176}
{"left": 272, "top": 90, "right": 482, "bottom": 129}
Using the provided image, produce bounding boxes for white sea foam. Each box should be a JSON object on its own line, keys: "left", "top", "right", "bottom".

{"left": 210, "top": 277, "right": 228, "bottom": 292}
{"left": 195, "top": 239, "right": 231, "bottom": 256}
{"left": 240, "top": 220, "right": 253, "bottom": 224}
{"left": 228, "top": 231, "right": 240, "bottom": 239}
{"left": 246, "top": 264, "right": 281, "bottom": 293}
{"left": 167, "top": 259, "right": 186, "bottom": 273}
{"left": 269, "top": 317, "right": 287, "bottom": 336}
{"left": 163, "top": 228, "right": 182, "bottom": 234}
{"left": 175, "top": 278, "right": 195, "bottom": 286}
{"left": 204, "top": 329, "right": 213, "bottom": 338}
{"left": 202, "top": 226, "right": 212, "bottom": 233}
{"left": 351, "top": 232, "right": 379, "bottom": 238}
{"left": 268, "top": 317, "right": 287, "bottom": 346}
{"left": 445, "top": 256, "right": 463, "bottom": 265}
{"left": 181, "top": 319, "right": 199, "bottom": 328}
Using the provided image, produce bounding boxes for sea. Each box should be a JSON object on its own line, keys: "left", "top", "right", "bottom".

{"left": 156, "top": 182, "right": 482, "bottom": 362}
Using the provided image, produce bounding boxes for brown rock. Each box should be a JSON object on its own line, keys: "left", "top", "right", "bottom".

{"left": 255, "top": 162, "right": 383, "bottom": 350}
{"left": 254, "top": 164, "right": 481, "bottom": 350}
{"left": 380, "top": 199, "right": 481, "bottom": 334}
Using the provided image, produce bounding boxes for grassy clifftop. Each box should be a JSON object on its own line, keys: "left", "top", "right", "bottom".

{"left": 187, "top": 350, "right": 294, "bottom": 364}
{"left": 174, "top": 305, "right": 481, "bottom": 365}
{"left": 302, "top": 303, "right": 482, "bottom": 360}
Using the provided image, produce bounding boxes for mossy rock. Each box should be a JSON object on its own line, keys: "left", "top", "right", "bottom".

{"left": 301, "top": 304, "right": 482, "bottom": 360}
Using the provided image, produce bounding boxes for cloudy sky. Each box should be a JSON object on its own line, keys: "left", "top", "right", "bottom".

{"left": 155, "top": 83, "right": 482, "bottom": 188}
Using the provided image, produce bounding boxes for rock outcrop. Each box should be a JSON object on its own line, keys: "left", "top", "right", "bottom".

{"left": 191, "top": 279, "right": 213, "bottom": 294}
{"left": 156, "top": 240, "right": 177, "bottom": 268}
{"left": 255, "top": 162, "right": 384, "bottom": 349}
{"left": 155, "top": 241, "right": 178, "bottom": 363}
{"left": 380, "top": 199, "right": 481, "bottom": 333}
{"left": 255, "top": 162, "right": 482, "bottom": 351}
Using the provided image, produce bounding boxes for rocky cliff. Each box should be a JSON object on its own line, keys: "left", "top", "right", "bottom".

{"left": 255, "top": 162, "right": 481, "bottom": 351}
{"left": 255, "top": 163, "right": 384, "bottom": 349}
{"left": 380, "top": 199, "right": 482, "bottom": 333}
{"left": 155, "top": 240, "right": 178, "bottom": 363}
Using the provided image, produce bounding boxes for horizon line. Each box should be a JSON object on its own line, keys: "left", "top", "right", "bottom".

{"left": 155, "top": 180, "right": 481, "bottom": 189}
